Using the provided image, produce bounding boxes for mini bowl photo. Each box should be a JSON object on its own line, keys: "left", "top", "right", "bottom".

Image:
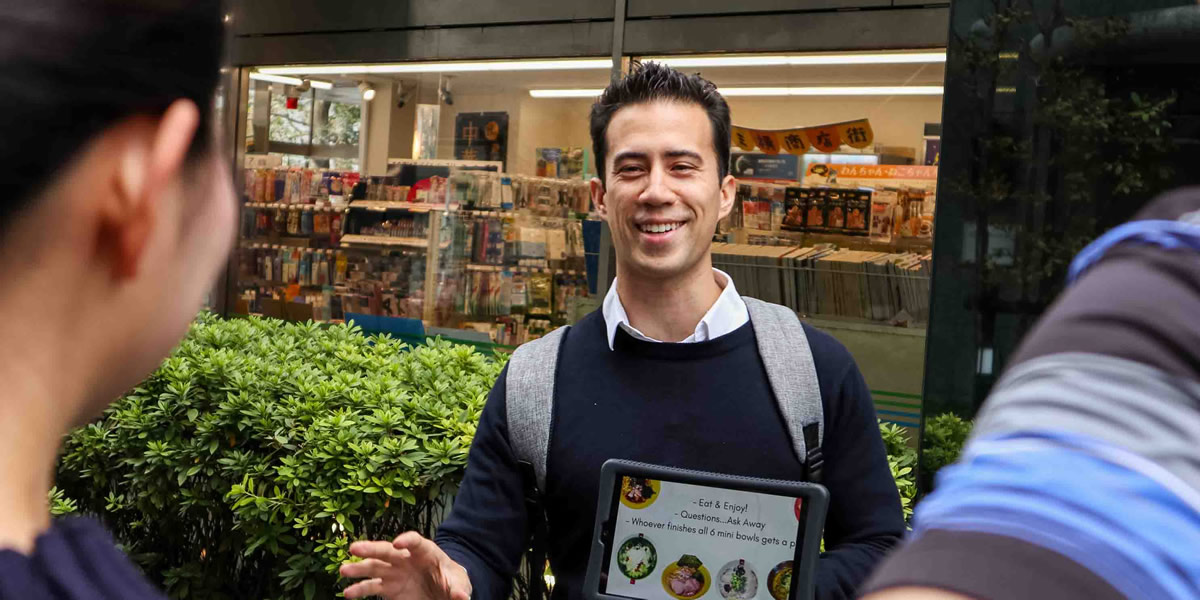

{"left": 619, "top": 476, "right": 661, "bottom": 509}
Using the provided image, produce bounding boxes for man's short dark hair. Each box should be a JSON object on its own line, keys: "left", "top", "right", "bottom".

{"left": 589, "top": 62, "right": 731, "bottom": 185}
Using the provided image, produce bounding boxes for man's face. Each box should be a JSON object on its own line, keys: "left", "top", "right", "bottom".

{"left": 592, "top": 100, "right": 736, "bottom": 283}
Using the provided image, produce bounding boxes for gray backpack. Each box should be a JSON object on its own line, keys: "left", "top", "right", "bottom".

{"left": 503, "top": 297, "right": 824, "bottom": 598}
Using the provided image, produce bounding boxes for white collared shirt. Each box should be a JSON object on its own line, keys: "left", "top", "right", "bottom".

{"left": 602, "top": 268, "right": 750, "bottom": 350}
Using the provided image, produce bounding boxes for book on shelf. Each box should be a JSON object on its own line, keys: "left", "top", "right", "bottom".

{"left": 712, "top": 243, "right": 931, "bottom": 324}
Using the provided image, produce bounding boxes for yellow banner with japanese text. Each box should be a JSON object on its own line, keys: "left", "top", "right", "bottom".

{"left": 731, "top": 119, "right": 873, "bottom": 154}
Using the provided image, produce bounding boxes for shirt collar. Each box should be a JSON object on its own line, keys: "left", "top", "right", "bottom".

{"left": 602, "top": 268, "right": 750, "bottom": 351}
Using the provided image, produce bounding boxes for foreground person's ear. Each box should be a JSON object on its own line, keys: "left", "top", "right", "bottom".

{"left": 103, "top": 99, "right": 200, "bottom": 279}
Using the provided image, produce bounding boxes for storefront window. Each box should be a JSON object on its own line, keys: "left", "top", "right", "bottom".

{"left": 231, "top": 59, "right": 609, "bottom": 346}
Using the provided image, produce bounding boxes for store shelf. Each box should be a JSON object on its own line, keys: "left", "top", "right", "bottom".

{"left": 241, "top": 238, "right": 335, "bottom": 250}
{"left": 457, "top": 207, "right": 513, "bottom": 217}
{"left": 463, "top": 262, "right": 584, "bottom": 276}
{"left": 735, "top": 228, "right": 932, "bottom": 253}
{"left": 238, "top": 277, "right": 331, "bottom": 289}
{"left": 350, "top": 200, "right": 448, "bottom": 213}
{"left": 244, "top": 202, "right": 349, "bottom": 212}
{"left": 340, "top": 234, "right": 429, "bottom": 249}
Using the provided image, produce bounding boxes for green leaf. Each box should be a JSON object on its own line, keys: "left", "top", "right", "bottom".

{"left": 187, "top": 408, "right": 199, "bottom": 421}
{"left": 304, "top": 579, "right": 316, "bottom": 600}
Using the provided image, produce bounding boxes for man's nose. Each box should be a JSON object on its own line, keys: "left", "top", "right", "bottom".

{"left": 637, "top": 166, "right": 675, "bottom": 206}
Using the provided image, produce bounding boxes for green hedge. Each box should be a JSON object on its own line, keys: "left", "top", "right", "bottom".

{"left": 56, "top": 314, "right": 505, "bottom": 600}
{"left": 921, "top": 412, "right": 972, "bottom": 479}
{"left": 54, "top": 313, "right": 971, "bottom": 598}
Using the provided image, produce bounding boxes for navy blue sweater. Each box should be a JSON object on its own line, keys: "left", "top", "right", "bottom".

{"left": 436, "top": 310, "right": 903, "bottom": 599}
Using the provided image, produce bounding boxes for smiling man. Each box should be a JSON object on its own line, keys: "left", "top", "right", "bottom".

{"left": 339, "top": 62, "right": 903, "bottom": 600}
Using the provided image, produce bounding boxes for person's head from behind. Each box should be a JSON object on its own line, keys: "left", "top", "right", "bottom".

{"left": 589, "top": 62, "right": 736, "bottom": 285}
{"left": 0, "top": 0, "right": 233, "bottom": 424}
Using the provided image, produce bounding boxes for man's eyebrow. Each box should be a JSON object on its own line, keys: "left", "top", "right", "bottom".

{"left": 664, "top": 149, "right": 704, "bottom": 161}
{"left": 612, "top": 150, "right": 648, "bottom": 164}
{"left": 611, "top": 149, "right": 704, "bottom": 163}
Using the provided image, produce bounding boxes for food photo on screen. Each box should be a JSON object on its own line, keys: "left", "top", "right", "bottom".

{"left": 616, "top": 535, "right": 658, "bottom": 583}
{"left": 661, "top": 554, "right": 710, "bottom": 599}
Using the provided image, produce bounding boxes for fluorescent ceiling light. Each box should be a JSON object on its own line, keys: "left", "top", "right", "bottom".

{"left": 650, "top": 51, "right": 946, "bottom": 67}
{"left": 530, "top": 86, "right": 942, "bottom": 98}
{"left": 308, "top": 79, "right": 333, "bottom": 90}
{"left": 259, "top": 58, "right": 612, "bottom": 76}
{"left": 250, "top": 72, "right": 304, "bottom": 86}
{"left": 529, "top": 89, "right": 603, "bottom": 98}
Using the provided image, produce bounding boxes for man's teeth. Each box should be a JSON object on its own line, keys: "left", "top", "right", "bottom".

{"left": 639, "top": 222, "right": 682, "bottom": 233}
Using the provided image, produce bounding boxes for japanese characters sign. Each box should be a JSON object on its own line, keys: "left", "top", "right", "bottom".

{"left": 730, "top": 119, "right": 874, "bottom": 155}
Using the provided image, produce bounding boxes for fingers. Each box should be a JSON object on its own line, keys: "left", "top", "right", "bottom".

{"left": 339, "top": 558, "right": 392, "bottom": 580}
{"left": 350, "top": 540, "right": 405, "bottom": 563}
{"left": 392, "top": 531, "right": 426, "bottom": 551}
{"left": 393, "top": 531, "right": 438, "bottom": 563}
{"left": 342, "top": 577, "right": 383, "bottom": 599}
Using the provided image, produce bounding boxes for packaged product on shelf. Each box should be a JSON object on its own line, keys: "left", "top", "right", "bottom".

{"left": 825, "top": 189, "right": 846, "bottom": 233}
{"left": 869, "top": 189, "right": 898, "bottom": 242}
{"left": 566, "top": 220, "right": 585, "bottom": 259}
{"left": 330, "top": 213, "right": 343, "bottom": 246}
{"left": 282, "top": 170, "right": 295, "bottom": 204}
{"left": 782, "top": 186, "right": 806, "bottom": 231}
{"left": 510, "top": 273, "right": 528, "bottom": 313}
{"left": 844, "top": 189, "right": 871, "bottom": 236}
{"left": 546, "top": 228, "right": 568, "bottom": 262}
{"left": 562, "top": 147, "right": 586, "bottom": 179}
{"left": 287, "top": 209, "right": 300, "bottom": 235}
{"left": 273, "top": 170, "right": 286, "bottom": 203}
{"left": 916, "top": 190, "right": 935, "bottom": 239}
{"left": 313, "top": 211, "right": 329, "bottom": 235}
{"left": 366, "top": 176, "right": 382, "bottom": 201}
{"left": 501, "top": 177, "right": 515, "bottom": 210}
{"left": 299, "top": 252, "right": 311, "bottom": 286}
{"left": 518, "top": 226, "right": 547, "bottom": 262}
{"left": 273, "top": 209, "right": 287, "bottom": 234}
{"left": 536, "top": 148, "right": 562, "bottom": 178}
{"left": 769, "top": 185, "right": 786, "bottom": 231}
{"left": 806, "top": 187, "right": 828, "bottom": 232}
{"left": 252, "top": 169, "right": 267, "bottom": 203}
{"left": 343, "top": 172, "right": 361, "bottom": 196}
{"left": 450, "top": 170, "right": 479, "bottom": 207}
{"left": 895, "top": 188, "right": 925, "bottom": 238}
{"left": 263, "top": 169, "right": 276, "bottom": 203}
{"left": 528, "top": 272, "right": 553, "bottom": 316}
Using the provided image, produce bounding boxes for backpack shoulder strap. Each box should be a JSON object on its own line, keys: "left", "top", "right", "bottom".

{"left": 743, "top": 297, "right": 825, "bottom": 482}
{"left": 506, "top": 325, "right": 570, "bottom": 494}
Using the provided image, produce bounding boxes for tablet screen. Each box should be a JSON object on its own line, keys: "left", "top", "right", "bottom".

{"left": 601, "top": 473, "right": 809, "bottom": 600}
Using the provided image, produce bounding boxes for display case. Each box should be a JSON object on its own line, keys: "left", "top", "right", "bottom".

{"left": 232, "top": 158, "right": 598, "bottom": 346}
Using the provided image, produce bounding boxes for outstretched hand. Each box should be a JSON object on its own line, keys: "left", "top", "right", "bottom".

{"left": 340, "top": 531, "right": 472, "bottom": 600}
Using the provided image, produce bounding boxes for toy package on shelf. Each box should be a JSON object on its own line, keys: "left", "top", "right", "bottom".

{"left": 536, "top": 147, "right": 587, "bottom": 179}
{"left": 243, "top": 167, "right": 359, "bottom": 206}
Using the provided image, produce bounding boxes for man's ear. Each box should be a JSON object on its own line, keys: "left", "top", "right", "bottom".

{"left": 717, "top": 174, "right": 737, "bottom": 220}
{"left": 104, "top": 99, "right": 201, "bottom": 279}
{"left": 590, "top": 176, "right": 608, "bottom": 219}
